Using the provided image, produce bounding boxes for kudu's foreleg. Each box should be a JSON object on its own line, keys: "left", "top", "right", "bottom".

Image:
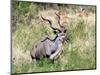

{"left": 49, "top": 47, "right": 62, "bottom": 60}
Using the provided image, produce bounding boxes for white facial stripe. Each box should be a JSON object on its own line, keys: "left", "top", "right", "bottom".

{"left": 62, "top": 36, "right": 65, "bottom": 38}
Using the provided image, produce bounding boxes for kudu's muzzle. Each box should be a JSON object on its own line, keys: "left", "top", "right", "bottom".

{"left": 64, "top": 36, "right": 70, "bottom": 43}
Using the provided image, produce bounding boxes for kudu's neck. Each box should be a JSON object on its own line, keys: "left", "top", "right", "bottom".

{"left": 52, "top": 35, "right": 63, "bottom": 45}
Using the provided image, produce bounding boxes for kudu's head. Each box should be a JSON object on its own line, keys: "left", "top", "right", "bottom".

{"left": 41, "top": 12, "right": 69, "bottom": 43}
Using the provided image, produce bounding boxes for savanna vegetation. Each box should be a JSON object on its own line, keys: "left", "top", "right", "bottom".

{"left": 12, "top": 1, "right": 96, "bottom": 74}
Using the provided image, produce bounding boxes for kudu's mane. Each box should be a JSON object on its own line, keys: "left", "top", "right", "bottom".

{"left": 41, "top": 35, "right": 58, "bottom": 42}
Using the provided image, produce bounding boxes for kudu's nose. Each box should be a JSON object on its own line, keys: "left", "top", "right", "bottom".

{"left": 64, "top": 36, "right": 70, "bottom": 43}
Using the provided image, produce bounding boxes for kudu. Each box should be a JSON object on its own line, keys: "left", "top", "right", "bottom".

{"left": 30, "top": 13, "right": 68, "bottom": 61}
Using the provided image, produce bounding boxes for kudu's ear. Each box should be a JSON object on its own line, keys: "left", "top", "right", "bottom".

{"left": 53, "top": 30, "right": 57, "bottom": 34}
{"left": 64, "top": 29, "right": 67, "bottom": 33}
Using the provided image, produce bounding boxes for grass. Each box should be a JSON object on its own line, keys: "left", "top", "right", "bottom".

{"left": 12, "top": 1, "right": 96, "bottom": 74}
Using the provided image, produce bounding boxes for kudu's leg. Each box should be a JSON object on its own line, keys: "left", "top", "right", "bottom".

{"left": 49, "top": 47, "right": 62, "bottom": 60}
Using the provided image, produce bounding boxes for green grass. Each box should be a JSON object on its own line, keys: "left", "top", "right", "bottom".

{"left": 12, "top": 1, "right": 96, "bottom": 74}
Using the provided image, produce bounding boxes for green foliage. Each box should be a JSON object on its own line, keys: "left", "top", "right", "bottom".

{"left": 18, "top": 2, "right": 30, "bottom": 14}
